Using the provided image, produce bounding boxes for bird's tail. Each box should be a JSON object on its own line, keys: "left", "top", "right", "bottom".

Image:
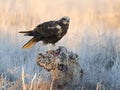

{"left": 22, "top": 37, "right": 38, "bottom": 49}
{"left": 19, "top": 31, "right": 33, "bottom": 36}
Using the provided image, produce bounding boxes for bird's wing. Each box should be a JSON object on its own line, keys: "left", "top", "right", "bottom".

{"left": 34, "top": 21, "right": 62, "bottom": 37}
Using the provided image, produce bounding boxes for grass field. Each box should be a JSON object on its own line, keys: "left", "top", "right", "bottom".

{"left": 0, "top": 0, "right": 120, "bottom": 89}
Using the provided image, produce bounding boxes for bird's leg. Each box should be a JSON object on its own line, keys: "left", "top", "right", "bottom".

{"left": 47, "top": 44, "right": 56, "bottom": 50}
{"left": 47, "top": 44, "right": 52, "bottom": 50}
{"left": 53, "top": 44, "right": 59, "bottom": 50}
{"left": 47, "top": 44, "right": 59, "bottom": 55}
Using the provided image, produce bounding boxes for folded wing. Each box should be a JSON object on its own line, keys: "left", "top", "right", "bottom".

{"left": 34, "top": 21, "right": 62, "bottom": 37}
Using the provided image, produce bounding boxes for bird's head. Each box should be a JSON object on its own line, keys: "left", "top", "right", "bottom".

{"left": 59, "top": 16, "right": 70, "bottom": 25}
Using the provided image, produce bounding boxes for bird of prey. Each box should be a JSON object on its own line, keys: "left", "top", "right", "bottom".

{"left": 19, "top": 16, "right": 70, "bottom": 49}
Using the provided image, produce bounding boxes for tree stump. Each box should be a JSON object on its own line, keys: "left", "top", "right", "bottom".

{"left": 36, "top": 46, "right": 83, "bottom": 90}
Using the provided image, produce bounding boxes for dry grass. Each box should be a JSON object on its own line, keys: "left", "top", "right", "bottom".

{"left": 0, "top": 0, "right": 120, "bottom": 46}
{"left": 0, "top": 0, "right": 120, "bottom": 31}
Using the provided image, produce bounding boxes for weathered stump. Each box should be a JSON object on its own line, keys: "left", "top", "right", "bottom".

{"left": 36, "top": 46, "right": 83, "bottom": 90}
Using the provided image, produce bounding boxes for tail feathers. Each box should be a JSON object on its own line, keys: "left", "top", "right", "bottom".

{"left": 19, "top": 31, "right": 32, "bottom": 33}
{"left": 24, "top": 33, "right": 33, "bottom": 36}
{"left": 19, "top": 31, "right": 33, "bottom": 36}
{"left": 22, "top": 37, "right": 38, "bottom": 49}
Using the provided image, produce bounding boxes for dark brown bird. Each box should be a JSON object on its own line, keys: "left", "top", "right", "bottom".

{"left": 19, "top": 16, "right": 70, "bottom": 49}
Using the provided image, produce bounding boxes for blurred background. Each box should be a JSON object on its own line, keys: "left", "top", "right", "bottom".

{"left": 0, "top": 0, "right": 120, "bottom": 89}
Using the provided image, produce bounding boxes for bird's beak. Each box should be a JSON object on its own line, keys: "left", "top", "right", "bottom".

{"left": 66, "top": 17, "right": 70, "bottom": 23}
